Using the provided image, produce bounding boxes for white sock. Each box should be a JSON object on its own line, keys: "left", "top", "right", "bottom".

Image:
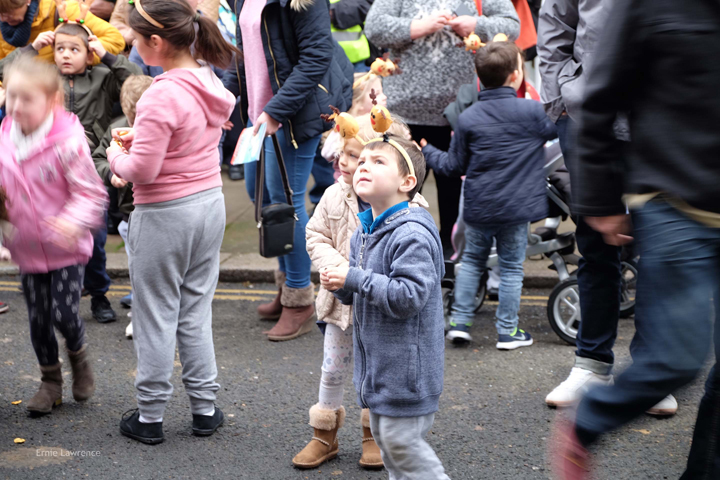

{"left": 200, "top": 408, "right": 215, "bottom": 417}
{"left": 139, "top": 415, "right": 162, "bottom": 424}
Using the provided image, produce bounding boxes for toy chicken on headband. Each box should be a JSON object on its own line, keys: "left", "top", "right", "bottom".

{"left": 457, "top": 32, "right": 509, "bottom": 54}
{"left": 56, "top": 0, "right": 95, "bottom": 36}
{"left": 352, "top": 53, "right": 401, "bottom": 89}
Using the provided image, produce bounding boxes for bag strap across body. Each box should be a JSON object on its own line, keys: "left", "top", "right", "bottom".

{"left": 255, "top": 133, "right": 294, "bottom": 225}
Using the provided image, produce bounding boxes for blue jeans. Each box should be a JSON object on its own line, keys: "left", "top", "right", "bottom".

{"left": 83, "top": 211, "right": 111, "bottom": 297}
{"left": 557, "top": 115, "right": 622, "bottom": 373}
{"left": 263, "top": 127, "right": 320, "bottom": 289}
{"left": 309, "top": 147, "right": 336, "bottom": 204}
{"left": 576, "top": 200, "right": 720, "bottom": 454}
{"left": 452, "top": 223, "right": 527, "bottom": 335}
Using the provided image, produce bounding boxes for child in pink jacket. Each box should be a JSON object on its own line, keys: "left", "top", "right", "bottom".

{"left": 295, "top": 113, "right": 428, "bottom": 470}
{"left": 0, "top": 54, "right": 108, "bottom": 416}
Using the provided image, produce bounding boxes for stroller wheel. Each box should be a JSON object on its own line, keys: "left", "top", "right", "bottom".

{"left": 547, "top": 279, "right": 581, "bottom": 345}
{"left": 619, "top": 260, "right": 638, "bottom": 318}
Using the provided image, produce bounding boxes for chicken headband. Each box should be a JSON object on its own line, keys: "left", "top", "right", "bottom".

{"left": 55, "top": 0, "right": 94, "bottom": 36}
{"left": 128, "top": 0, "right": 165, "bottom": 29}
{"left": 458, "top": 32, "right": 510, "bottom": 53}
{"left": 320, "top": 89, "right": 415, "bottom": 178}
{"left": 352, "top": 53, "right": 401, "bottom": 89}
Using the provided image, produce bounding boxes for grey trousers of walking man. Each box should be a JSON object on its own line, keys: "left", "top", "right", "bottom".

{"left": 128, "top": 188, "right": 225, "bottom": 421}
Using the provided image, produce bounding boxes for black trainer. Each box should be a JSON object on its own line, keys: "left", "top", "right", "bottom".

{"left": 192, "top": 407, "right": 224, "bottom": 436}
{"left": 91, "top": 295, "right": 117, "bottom": 323}
{"left": 120, "top": 409, "right": 164, "bottom": 445}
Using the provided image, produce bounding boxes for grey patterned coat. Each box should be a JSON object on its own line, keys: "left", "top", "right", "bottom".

{"left": 364, "top": 0, "right": 519, "bottom": 126}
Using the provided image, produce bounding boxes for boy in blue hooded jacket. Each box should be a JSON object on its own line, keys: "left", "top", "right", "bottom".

{"left": 322, "top": 135, "right": 449, "bottom": 480}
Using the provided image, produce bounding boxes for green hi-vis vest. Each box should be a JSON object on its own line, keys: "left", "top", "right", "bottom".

{"left": 330, "top": 0, "right": 371, "bottom": 64}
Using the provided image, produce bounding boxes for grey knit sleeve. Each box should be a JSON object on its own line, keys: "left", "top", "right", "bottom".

{"left": 475, "top": 0, "right": 520, "bottom": 42}
{"left": 364, "top": 0, "right": 414, "bottom": 50}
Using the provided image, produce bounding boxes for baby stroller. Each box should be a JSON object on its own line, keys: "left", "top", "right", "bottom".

{"left": 441, "top": 142, "right": 637, "bottom": 345}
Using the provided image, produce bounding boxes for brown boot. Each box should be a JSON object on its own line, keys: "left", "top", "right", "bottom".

{"left": 292, "top": 405, "right": 345, "bottom": 469}
{"left": 67, "top": 344, "right": 95, "bottom": 401}
{"left": 359, "top": 408, "right": 384, "bottom": 469}
{"left": 265, "top": 284, "right": 316, "bottom": 341}
{"left": 257, "top": 271, "right": 285, "bottom": 320}
{"left": 26, "top": 362, "right": 63, "bottom": 415}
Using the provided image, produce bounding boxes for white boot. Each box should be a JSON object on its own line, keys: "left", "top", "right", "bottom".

{"left": 545, "top": 367, "right": 613, "bottom": 407}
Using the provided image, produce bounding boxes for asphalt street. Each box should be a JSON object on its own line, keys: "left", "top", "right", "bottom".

{"left": 0, "top": 280, "right": 707, "bottom": 480}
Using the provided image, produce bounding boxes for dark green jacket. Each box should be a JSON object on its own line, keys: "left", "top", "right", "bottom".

{"left": 64, "top": 53, "right": 141, "bottom": 150}
{"left": 93, "top": 117, "right": 133, "bottom": 219}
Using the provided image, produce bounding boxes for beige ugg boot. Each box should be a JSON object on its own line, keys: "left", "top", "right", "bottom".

{"left": 257, "top": 271, "right": 285, "bottom": 320}
{"left": 26, "top": 362, "right": 63, "bottom": 415}
{"left": 359, "top": 408, "right": 384, "bottom": 469}
{"left": 292, "top": 405, "right": 345, "bottom": 469}
{"left": 67, "top": 344, "right": 95, "bottom": 401}
{"left": 265, "top": 284, "right": 316, "bottom": 341}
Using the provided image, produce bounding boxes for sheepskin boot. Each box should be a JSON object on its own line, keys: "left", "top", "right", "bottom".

{"left": 359, "top": 408, "right": 384, "bottom": 469}
{"left": 257, "top": 271, "right": 285, "bottom": 320}
{"left": 264, "top": 284, "right": 316, "bottom": 341}
{"left": 67, "top": 344, "right": 95, "bottom": 401}
{"left": 26, "top": 362, "right": 63, "bottom": 415}
{"left": 292, "top": 405, "right": 345, "bottom": 469}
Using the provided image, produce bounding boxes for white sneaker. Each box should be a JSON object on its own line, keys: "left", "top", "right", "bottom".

{"left": 125, "top": 321, "right": 133, "bottom": 339}
{"left": 646, "top": 394, "right": 677, "bottom": 416}
{"left": 545, "top": 367, "right": 613, "bottom": 407}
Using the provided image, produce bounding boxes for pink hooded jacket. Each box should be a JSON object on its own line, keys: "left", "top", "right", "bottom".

{"left": 108, "top": 67, "right": 235, "bottom": 204}
{"left": 0, "top": 109, "right": 108, "bottom": 273}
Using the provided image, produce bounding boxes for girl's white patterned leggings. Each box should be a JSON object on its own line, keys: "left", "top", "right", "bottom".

{"left": 318, "top": 323, "right": 354, "bottom": 410}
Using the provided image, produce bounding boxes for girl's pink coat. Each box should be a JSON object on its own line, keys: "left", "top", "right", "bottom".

{"left": 0, "top": 109, "right": 108, "bottom": 273}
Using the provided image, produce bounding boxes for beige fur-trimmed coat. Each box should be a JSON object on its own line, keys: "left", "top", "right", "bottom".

{"left": 306, "top": 178, "right": 429, "bottom": 331}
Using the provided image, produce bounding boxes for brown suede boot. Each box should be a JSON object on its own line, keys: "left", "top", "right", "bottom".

{"left": 67, "top": 344, "right": 95, "bottom": 401}
{"left": 359, "top": 408, "right": 384, "bottom": 469}
{"left": 292, "top": 405, "right": 345, "bottom": 469}
{"left": 26, "top": 362, "right": 63, "bottom": 415}
{"left": 265, "top": 284, "right": 316, "bottom": 341}
{"left": 257, "top": 271, "right": 285, "bottom": 320}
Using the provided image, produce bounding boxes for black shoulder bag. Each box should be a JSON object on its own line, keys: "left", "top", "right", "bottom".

{"left": 255, "top": 134, "right": 297, "bottom": 258}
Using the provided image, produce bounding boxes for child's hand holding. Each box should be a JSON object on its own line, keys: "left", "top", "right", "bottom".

{"left": 45, "top": 217, "right": 84, "bottom": 251}
{"left": 321, "top": 266, "right": 349, "bottom": 292}
{"left": 32, "top": 31, "right": 55, "bottom": 52}
{"left": 106, "top": 140, "right": 127, "bottom": 158}
{"left": 110, "top": 174, "right": 128, "bottom": 189}
{"left": 88, "top": 35, "right": 107, "bottom": 59}
{"left": 112, "top": 128, "right": 135, "bottom": 150}
{"left": 0, "top": 247, "right": 11, "bottom": 262}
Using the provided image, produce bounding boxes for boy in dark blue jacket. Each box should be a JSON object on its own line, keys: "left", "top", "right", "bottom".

{"left": 322, "top": 136, "right": 449, "bottom": 480}
{"left": 423, "top": 41, "right": 557, "bottom": 349}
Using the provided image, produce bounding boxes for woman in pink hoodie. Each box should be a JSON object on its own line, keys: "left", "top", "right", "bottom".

{"left": 106, "top": 0, "right": 238, "bottom": 445}
{"left": 0, "top": 54, "right": 108, "bottom": 416}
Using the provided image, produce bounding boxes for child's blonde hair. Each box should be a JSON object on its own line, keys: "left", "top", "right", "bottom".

{"left": 120, "top": 75, "right": 154, "bottom": 126}
{"left": 3, "top": 53, "right": 64, "bottom": 100}
{"left": 348, "top": 72, "right": 379, "bottom": 117}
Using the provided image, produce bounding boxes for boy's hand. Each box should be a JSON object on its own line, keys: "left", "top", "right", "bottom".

{"left": 222, "top": 120, "right": 234, "bottom": 131}
{"left": 420, "top": 138, "right": 428, "bottom": 148}
{"left": 88, "top": 35, "right": 107, "bottom": 59}
{"left": 321, "top": 266, "right": 349, "bottom": 292}
{"left": 32, "top": 31, "right": 55, "bottom": 52}
{"left": 112, "top": 128, "right": 134, "bottom": 150}
{"left": 110, "top": 174, "right": 128, "bottom": 189}
{"left": 0, "top": 247, "right": 11, "bottom": 262}
{"left": 45, "top": 217, "right": 84, "bottom": 251}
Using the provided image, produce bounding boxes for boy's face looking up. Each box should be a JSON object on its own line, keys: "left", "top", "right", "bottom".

{"left": 354, "top": 146, "right": 417, "bottom": 215}
{"left": 54, "top": 33, "right": 92, "bottom": 75}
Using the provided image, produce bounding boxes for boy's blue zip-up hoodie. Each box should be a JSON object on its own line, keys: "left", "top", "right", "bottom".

{"left": 334, "top": 204, "right": 446, "bottom": 417}
{"left": 423, "top": 86, "right": 557, "bottom": 227}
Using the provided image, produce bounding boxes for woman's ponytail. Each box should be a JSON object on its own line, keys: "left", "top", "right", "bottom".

{"left": 194, "top": 14, "right": 238, "bottom": 70}
{"left": 128, "top": 0, "right": 240, "bottom": 70}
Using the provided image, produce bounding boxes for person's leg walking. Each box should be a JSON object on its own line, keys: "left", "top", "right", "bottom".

{"left": 263, "top": 128, "right": 319, "bottom": 340}
{"left": 447, "top": 224, "right": 494, "bottom": 344}
{"left": 84, "top": 212, "right": 117, "bottom": 323}
{"left": 370, "top": 413, "right": 450, "bottom": 480}
{"left": 575, "top": 200, "right": 719, "bottom": 446}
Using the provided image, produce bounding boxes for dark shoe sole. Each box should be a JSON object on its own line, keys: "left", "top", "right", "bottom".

{"left": 93, "top": 314, "right": 117, "bottom": 324}
{"left": 192, "top": 416, "right": 224, "bottom": 436}
{"left": 120, "top": 428, "right": 164, "bottom": 445}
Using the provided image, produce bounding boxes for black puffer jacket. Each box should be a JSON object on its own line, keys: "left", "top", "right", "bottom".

{"left": 223, "top": 0, "right": 353, "bottom": 148}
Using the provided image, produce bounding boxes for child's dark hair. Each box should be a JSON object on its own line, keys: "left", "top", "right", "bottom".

{"left": 475, "top": 41, "right": 523, "bottom": 89}
{"left": 54, "top": 23, "right": 90, "bottom": 51}
{"left": 128, "top": 0, "right": 240, "bottom": 70}
{"left": 364, "top": 136, "right": 426, "bottom": 199}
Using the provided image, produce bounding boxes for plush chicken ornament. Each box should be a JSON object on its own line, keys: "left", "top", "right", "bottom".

{"left": 457, "top": 32, "right": 510, "bottom": 54}
{"left": 56, "top": 0, "right": 95, "bottom": 35}
{"left": 320, "top": 106, "right": 360, "bottom": 140}
{"left": 368, "top": 89, "right": 393, "bottom": 134}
